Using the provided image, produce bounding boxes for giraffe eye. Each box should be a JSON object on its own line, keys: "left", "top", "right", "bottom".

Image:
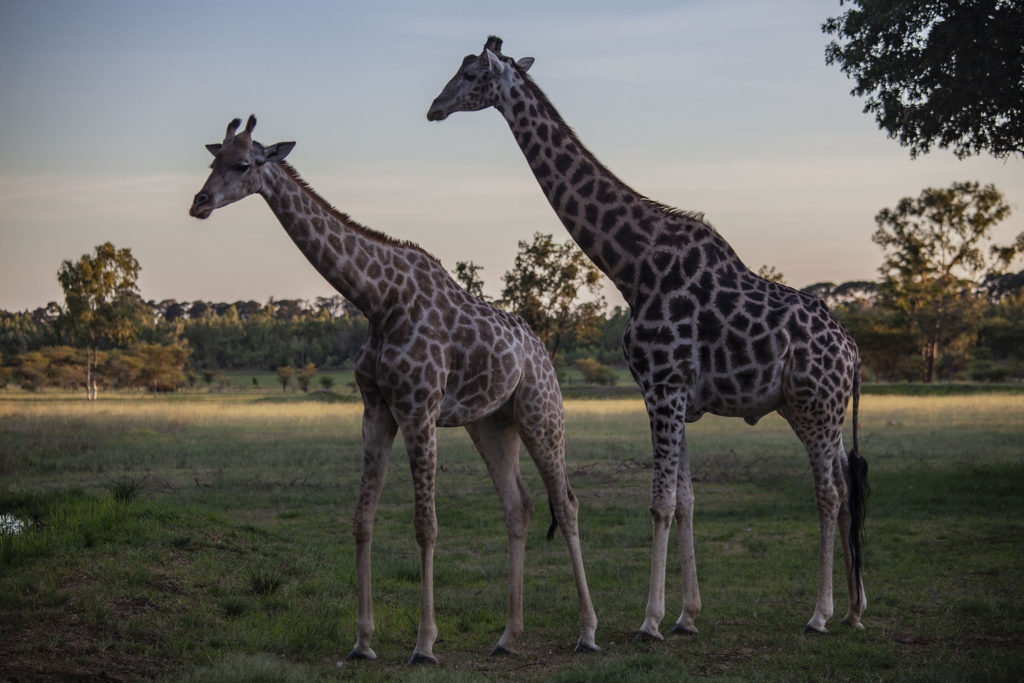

{"left": 232, "top": 162, "right": 250, "bottom": 172}
{"left": 463, "top": 72, "right": 476, "bottom": 82}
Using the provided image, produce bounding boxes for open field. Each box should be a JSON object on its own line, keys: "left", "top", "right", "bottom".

{"left": 2, "top": 391, "right": 1023, "bottom": 681}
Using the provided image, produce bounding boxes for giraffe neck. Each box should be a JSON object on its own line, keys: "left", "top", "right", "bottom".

{"left": 496, "top": 73, "right": 714, "bottom": 305}
{"left": 258, "top": 162, "right": 415, "bottom": 322}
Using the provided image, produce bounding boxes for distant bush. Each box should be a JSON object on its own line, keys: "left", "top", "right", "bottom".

{"left": 8, "top": 343, "right": 188, "bottom": 392}
{"left": 576, "top": 357, "right": 616, "bottom": 385}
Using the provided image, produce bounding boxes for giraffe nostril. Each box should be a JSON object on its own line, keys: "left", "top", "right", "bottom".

{"left": 193, "top": 193, "right": 209, "bottom": 207}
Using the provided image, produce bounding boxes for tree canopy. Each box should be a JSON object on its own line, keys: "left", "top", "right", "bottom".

{"left": 56, "top": 242, "right": 145, "bottom": 399}
{"left": 872, "top": 181, "right": 1017, "bottom": 381}
{"left": 823, "top": 0, "right": 1024, "bottom": 159}
{"left": 454, "top": 260, "right": 487, "bottom": 300}
{"left": 500, "top": 233, "right": 606, "bottom": 359}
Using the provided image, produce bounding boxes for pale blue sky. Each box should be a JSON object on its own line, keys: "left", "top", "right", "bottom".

{"left": 1, "top": 0, "right": 1021, "bottom": 311}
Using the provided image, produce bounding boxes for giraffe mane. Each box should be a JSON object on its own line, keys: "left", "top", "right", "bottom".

{"left": 638, "top": 198, "right": 715, "bottom": 230}
{"left": 513, "top": 66, "right": 715, "bottom": 233}
{"left": 277, "top": 161, "right": 441, "bottom": 264}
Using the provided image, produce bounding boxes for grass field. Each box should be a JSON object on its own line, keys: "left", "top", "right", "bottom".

{"left": 1, "top": 390, "right": 1023, "bottom": 681}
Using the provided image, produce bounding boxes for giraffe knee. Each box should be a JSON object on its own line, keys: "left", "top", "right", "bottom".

{"left": 353, "top": 512, "right": 375, "bottom": 544}
{"left": 414, "top": 516, "right": 438, "bottom": 548}
{"left": 815, "top": 485, "right": 841, "bottom": 518}
{"left": 650, "top": 505, "right": 674, "bottom": 527}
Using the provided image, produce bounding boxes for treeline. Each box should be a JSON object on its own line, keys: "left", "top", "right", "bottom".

{"left": 0, "top": 296, "right": 369, "bottom": 380}
{"left": 0, "top": 294, "right": 627, "bottom": 377}
{"left": 3, "top": 274, "right": 1023, "bottom": 391}
{"left": 805, "top": 276, "right": 1024, "bottom": 382}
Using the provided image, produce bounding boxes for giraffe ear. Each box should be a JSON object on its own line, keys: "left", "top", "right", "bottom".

{"left": 516, "top": 57, "right": 534, "bottom": 72}
{"left": 262, "top": 141, "right": 295, "bottom": 163}
{"left": 205, "top": 143, "right": 222, "bottom": 157}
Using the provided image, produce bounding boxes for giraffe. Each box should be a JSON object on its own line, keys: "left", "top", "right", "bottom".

{"left": 428, "top": 37, "right": 868, "bottom": 639}
{"left": 189, "top": 116, "right": 599, "bottom": 662}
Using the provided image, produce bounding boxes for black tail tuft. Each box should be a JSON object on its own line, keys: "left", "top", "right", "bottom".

{"left": 846, "top": 362, "right": 868, "bottom": 605}
{"left": 847, "top": 447, "right": 869, "bottom": 603}
{"left": 546, "top": 499, "right": 558, "bottom": 541}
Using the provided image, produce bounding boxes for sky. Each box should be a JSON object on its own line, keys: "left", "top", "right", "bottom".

{"left": 1, "top": 0, "right": 1021, "bottom": 312}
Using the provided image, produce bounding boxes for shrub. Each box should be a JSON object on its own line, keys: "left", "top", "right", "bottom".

{"left": 576, "top": 357, "right": 616, "bottom": 385}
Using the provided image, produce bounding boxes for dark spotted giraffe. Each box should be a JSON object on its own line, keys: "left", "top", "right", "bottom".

{"left": 428, "top": 37, "right": 868, "bottom": 638}
{"left": 190, "top": 116, "right": 598, "bottom": 662}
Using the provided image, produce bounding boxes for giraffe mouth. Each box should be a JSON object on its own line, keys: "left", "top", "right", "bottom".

{"left": 190, "top": 193, "right": 214, "bottom": 219}
{"left": 426, "top": 98, "right": 452, "bottom": 121}
{"left": 189, "top": 203, "right": 213, "bottom": 219}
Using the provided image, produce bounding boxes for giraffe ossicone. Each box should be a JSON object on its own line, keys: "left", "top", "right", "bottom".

{"left": 429, "top": 37, "right": 868, "bottom": 638}
{"left": 190, "top": 115, "right": 599, "bottom": 662}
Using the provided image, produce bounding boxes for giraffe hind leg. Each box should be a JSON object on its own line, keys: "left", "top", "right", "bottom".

{"left": 799, "top": 431, "right": 843, "bottom": 634}
{"left": 517, "top": 416, "right": 600, "bottom": 652}
{"left": 465, "top": 418, "right": 532, "bottom": 655}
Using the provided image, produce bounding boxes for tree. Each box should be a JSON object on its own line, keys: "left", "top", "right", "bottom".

{"left": 56, "top": 242, "right": 144, "bottom": 399}
{"left": 756, "top": 264, "right": 786, "bottom": 285}
{"left": 297, "top": 362, "right": 317, "bottom": 392}
{"left": 823, "top": 0, "right": 1024, "bottom": 159}
{"left": 500, "top": 233, "right": 606, "bottom": 359}
{"left": 276, "top": 366, "right": 295, "bottom": 392}
{"left": 453, "top": 261, "right": 487, "bottom": 301}
{"left": 872, "top": 182, "right": 1017, "bottom": 382}
{"left": 131, "top": 342, "right": 189, "bottom": 392}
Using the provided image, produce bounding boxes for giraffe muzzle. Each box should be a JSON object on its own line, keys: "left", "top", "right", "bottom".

{"left": 190, "top": 192, "right": 213, "bottom": 219}
{"left": 426, "top": 99, "right": 450, "bottom": 122}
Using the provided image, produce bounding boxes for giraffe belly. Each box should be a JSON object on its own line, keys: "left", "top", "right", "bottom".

{"left": 689, "top": 371, "right": 786, "bottom": 424}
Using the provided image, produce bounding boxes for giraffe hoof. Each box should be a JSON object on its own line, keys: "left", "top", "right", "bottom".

{"left": 490, "top": 645, "right": 516, "bottom": 657}
{"left": 840, "top": 617, "right": 865, "bottom": 630}
{"left": 408, "top": 652, "right": 439, "bottom": 665}
{"left": 574, "top": 640, "right": 600, "bottom": 653}
{"left": 633, "top": 629, "right": 664, "bottom": 643}
{"left": 802, "top": 624, "right": 828, "bottom": 635}
{"left": 345, "top": 648, "right": 376, "bottom": 661}
{"left": 669, "top": 623, "right": 699, "bottom": 636}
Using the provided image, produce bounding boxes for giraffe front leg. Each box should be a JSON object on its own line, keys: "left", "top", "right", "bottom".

{"left": 636, "top": 389, "right": 686, "bottom": 642}
{"left": 637, "top": 501, "right": 673, "bottom": 642}
{"left": 347, "top": 400, "right": 397, "bottom": 661}
{"left": 405, "top": 422, "right": 440, "bottom": 665}
{"left": 670, "top": 445, "right": 701, "bottom": 635}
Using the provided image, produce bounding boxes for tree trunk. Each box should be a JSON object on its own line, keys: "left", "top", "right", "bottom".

{"left": 84, "top": 348, "right": 92, "bottom": 400}
{"left": 921, "top": 339, "right": 937, "bottom": 383}
{"left": 88, "top": 346, "right": 98, "bottom": 400}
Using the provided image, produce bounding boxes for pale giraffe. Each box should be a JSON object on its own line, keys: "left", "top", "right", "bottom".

{"left": 189, "top": 116, "right": 599, "bottom": 662}
{"left": 428, "top": 37, "right": 868, "bottom": 638}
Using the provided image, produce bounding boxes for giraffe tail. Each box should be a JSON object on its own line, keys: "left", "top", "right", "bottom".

{"left": 846, "top": 361, "right": 869, "bottom": 606}
{"left": 545, "top": 475, "right": 578, "bottom": 541}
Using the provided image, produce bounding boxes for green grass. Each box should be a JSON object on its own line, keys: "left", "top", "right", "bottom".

{"left": 1, "top": 393, "right": 1023, "bottom": 680}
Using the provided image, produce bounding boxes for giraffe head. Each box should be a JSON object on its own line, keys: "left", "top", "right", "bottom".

{"left": 190, "top": 115, "right": 296, "bottom": 219}
{"left": 426, "top": 35, "right": 534, "bottom": 122}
